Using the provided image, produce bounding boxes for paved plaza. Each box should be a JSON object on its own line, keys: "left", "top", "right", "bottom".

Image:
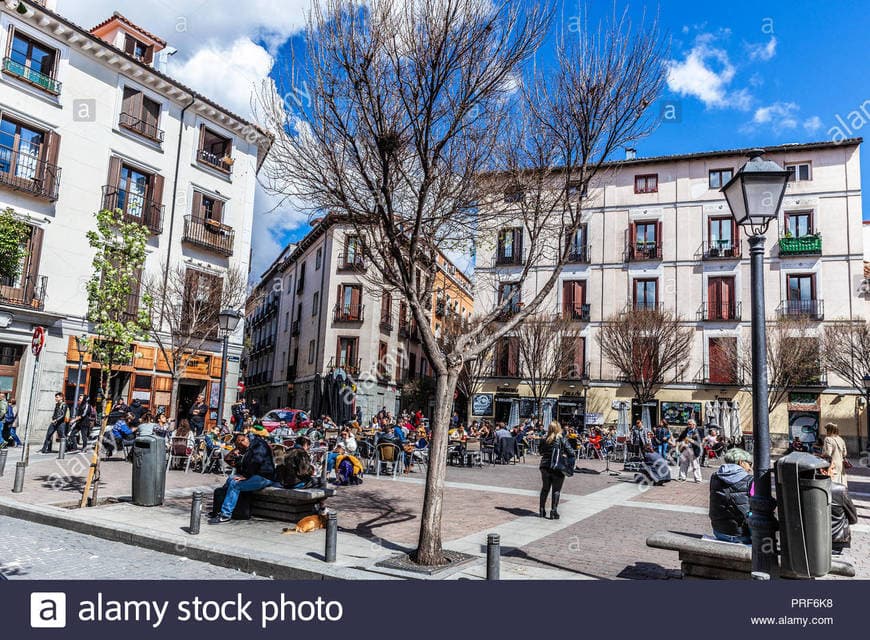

{"left": 0, "top": 449, "right": 868, "bottom": 580}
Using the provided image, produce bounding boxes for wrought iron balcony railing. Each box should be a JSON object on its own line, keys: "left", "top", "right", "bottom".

{"left": 698, "top": 300, "right": 742, "bottom": 322}
{"left": 0, "top": 142, "right": 60, "bottom": 201}
{"left": 777, "top": 299, "right": 824, "bottom": 321}
{"left": 119, "top": 112, "right": 165, "bottom": 143}
{"left": 183, "top": 215, "right": 234, "bottom": 256}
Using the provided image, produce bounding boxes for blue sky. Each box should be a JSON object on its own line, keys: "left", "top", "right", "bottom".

{"left": 63, "top": 1, "right": 869, "bottom": 277}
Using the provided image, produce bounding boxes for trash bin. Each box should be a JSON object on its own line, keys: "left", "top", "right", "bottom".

{"left": 131, "top": 435, "right": 166, "bottom": 507}
{"left": 775, "top": 452, "right": 832, "bottom": 578}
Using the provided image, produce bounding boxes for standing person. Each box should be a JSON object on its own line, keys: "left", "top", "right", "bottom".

{"left": 628, "top": 419, "right": 647, "bottom": 459}
{"left": 188, "top": 394, "right": 207, "bottom": 437}
{"left": 40, "top": 392, "right": 69, "bottom": 454}
{"left": 677, "top": 419, "right": 702, "bottom": 483}
{"left": 4, "top": 399, "right": 19, "bottom": 447}
{"left": 248, "top": 398, "right": 261, "bottom": 421}
{"left": 538, "top": 421, "right": 574, "bottom": 519}
{"left": 0, "top": 393, "right": 9, "bottom": 444}
{"left": 654, "top": 419, "right": 672, "bottom": 461}
{"left": 70, "top": 394, "right": 95, "bottom": 451}
{"left": 231, "top": 398, "right": 247, "bottom": 428}
{"left": 822, "top": 423, "right": 849, "bottom": 486}
{"left": 355, "top": 405, "right": 363, "bottom": 425}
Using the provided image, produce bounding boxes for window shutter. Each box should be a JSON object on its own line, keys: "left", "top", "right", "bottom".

{"left": 197, "top": 124, "right": 206, "bottom": 151}
{"left": 5, "top": 26, "right": 14, "bottom": 58}
{"left": 191, "top": 191, "right": 203, "bottom": 218}
{"left": 574, "top": 280, "right": 585, "bottom": 306}
{"left": 143, "top": 45, "right": 154, "bottom": 65}
{"left": 575, "top": 337, "right": 585, "bottom": 373}
{"left": 127, "top": 267, "right": 142, "bottom": 318}
{"left": 509, "top": 338, "right": 519, "bottom": 376}
{"left": 732, "top": 220, "right": 740, "bottom": 252}
{"left": 562, "top": 280, "right": 572, "bottom": 314}
{"left": 132, "top": 91, "right": 144, "bottom": 119}
{"left": 106, "top": 157, "right": 122, "bottom": 210}
{"left": 629, "top": 223, "right": 637, "bottom": 252}
{"left": 124, "top": 35, "right": 135, "bottom": 56}
{"left": 513, "top": 228, "right": 523, "bottom": 261}
{"left": 42, "top": 130, "right": 60, "bottom": 196}
{"left": 350, "top": 286, "right": 361, "bottom": 311}
{"left": 656, "top": 220, "right": 663, "bottom": 249}
{"left": 149, "top": 173, "right": 164, "bottom": 231}
{"left": 213, "top": 198, "right": 224, "bottom": 223}
{"left": 24, "top": 225, "right": 44, "bottom": 302}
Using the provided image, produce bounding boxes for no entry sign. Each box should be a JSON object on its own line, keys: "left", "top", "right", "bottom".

{"left": 31, "top": 326, "right": 45, "bottom": 357}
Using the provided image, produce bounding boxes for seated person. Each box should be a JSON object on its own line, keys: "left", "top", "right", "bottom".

{"left": 640, "top": 445, "right": 672, "bottom": 485}
{"left": 708, "top": 447, "right": 753, "bottom": 544}
{"left": 209, "top": 431, "right": 278, "bottom": 524}
{"left": 272, "top": 420, "right": 295, "bottom": 439}
{"left": 103, "top": 412, "right": 137, "bottom": 457}
{"left": 336, "top": 428, "right": 357, "bottom": 455}
{"left": 278, "top": 435, "right": 314, "bottom": 489}
{"left": 819, "top": 464, "right": 858, "bottom": 555}
{"left": 332, "top": 443, "right": 365, "bottom": 486}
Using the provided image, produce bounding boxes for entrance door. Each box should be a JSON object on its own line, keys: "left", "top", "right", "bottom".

{"left": 177, "top": 381, "right": 207, "bottom": 424}
{"left": 494, "top": 396, "right": 515, "bottom": 423}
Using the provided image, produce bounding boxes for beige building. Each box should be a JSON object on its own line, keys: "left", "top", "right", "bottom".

{"left": 475, "top": 139, "right": 867, "bottom": 451}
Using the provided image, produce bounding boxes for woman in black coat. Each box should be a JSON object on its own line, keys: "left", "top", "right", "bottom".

{"left": 538, "top": 421, "right": 575, "bottom": 520}
{"left": 708, "top": 447, "right": 753, "bottom": 543}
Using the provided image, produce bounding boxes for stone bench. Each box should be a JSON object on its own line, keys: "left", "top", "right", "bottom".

{"left": 646, "top": 531, "right": 856, "bottom": 580}
{"left": 249, "top": 487, "right": 336, "bottom": 523}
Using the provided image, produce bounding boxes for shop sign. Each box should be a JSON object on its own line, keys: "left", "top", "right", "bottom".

{"left": 788, "top": 392, "right": 819, "bottom": 412}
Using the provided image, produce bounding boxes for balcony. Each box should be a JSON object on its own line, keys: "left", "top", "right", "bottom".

{"left": 379, "top": 314, "right": 393, "bottom": 333}
{"left": 626, "top": 242, "right": 662, "bottom": 262}
{"left": 119, "top": 112, "right": 165, "bottom": 143}
{"left": 328, "top": 357, "right": 360, "bottom": 377}
{"left": 197, "top": 149, "right": 234, "bottom": 175}
{"left": 496, "top": 302, "right": 522, "bottom": 322}
{"left": 794, "top": 364, "right": 828, "bottom": 388}
{"left": 693, "top": 365, "right": 744, "bottom": 386}
{"left": 777, "top": 299, "right": 824, "bottom": 321}
{"left": 333, "top": 304, "right": 364, "bottom": 323}
{"left": 102, "top": 185, "right": 163, "bottom": 234}
{"left": 699, "top": 241, "right": 741, "bottom": 260}
{"left": 562, "top": 303, "right": 591, "bottom": 322}
{"left": 2, "top": 57, "right": 61, "bottom": 95}
{"left": 627, "top": 301, "right": 664, "bottom": 313}
{"left": 492, "top": 362, "right": 521, "bottom": 378}
{"left": 0, "top": 274, "right": 47, "bottom": 311}
{"left": 0, "top": 143, "right": 61, "bottom": 201}
{"left": 183, "top": 216, "right": 235, "bottom": 256}
{"left": 698, "top": 301, "right": 742, "bottom": 322}
{"left": 567, "top": 245, "right": 591, "bottom": 264}
{"left": 337, "top": 252, "right": 367, "bottom": 272}
{"left": 492, "top": 250, "right": 524, "bottom": 267}
{"left": 291, "top": 320, "right": 300, "bottom": 336}
{"left": 779, "top": 234, "right": 822, "bottom": 256}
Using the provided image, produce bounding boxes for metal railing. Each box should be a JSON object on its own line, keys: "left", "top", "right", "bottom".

{"left": 102, "top": 185, "right": 163, "bottom": 234}
{"left": 379, "top": 313, "right": 393, "bottom": 333}
{"left": 183, "top": 215, "right": 234, "bottom": 256}
{"left": 693, "top": 365, "right": 744, "bottom": 386}
{"left": 566, "top": 245, "right": 591, "bottom": 263}
{"left": 2, "top": 57, "right": 61, "bottom": 94}
{"left": 496, "top": 302, "right": 522, "bottom": 321}
{"left": 562, "top": 303, "right": 591, "bottom": 322}
{"left": 492, "top": 249, "right": 524, "bottom": 267}
{"left": 328, "top": 357, "right": 360, "bottom": 376}
{"left": 699, "top": 241, "right": 741, "bottom": 260}
{"left": 197, "top": 149, "right": 234, "bottom": 174}
{"left": 777, "top": 299, "right": 824, "bottom": 320}
{"left": 627, "top": 301, "right": 664, "bottom": 313}
{"left": 779, "top": 234, "right": 822, "bottom": 256}
{"left": 0, "top": 142, "right": 61, "bottom": 200}
{"left": 291, "top": 320, "right": 300, "bottom": 336}
{"left": 698, "top": 300, "right": 742, "bottom": 322}
{"left": 626, "top": 242, "right": 662, "bottom": 261}
{"left": 337, "top": 252, "right": 367, "bottom": 271}
{"left": 333, "top": 304, "right": 364, "bottom": 322}
{"left": 119, "top": 112, "right": 165, "bottom": 142}
{"left": 0, "top": 274, "right": 47, "bottom": 311}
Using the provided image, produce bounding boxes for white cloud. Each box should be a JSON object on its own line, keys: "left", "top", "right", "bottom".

{"left": 746, "top": 36, "right": 777, "bottom": 61}
{"left": 666, "top": 34, "right": 749, "bottom": 110}
{"left": 752, "top": 102, "right": 799, "bottom": 131}
{"left": 249, "top": 186, "right": 310, "bottom": 282}
{"left": 803, "top": 116, "right": 823, "bottom": 134}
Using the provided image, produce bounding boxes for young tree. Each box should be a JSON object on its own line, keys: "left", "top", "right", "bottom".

{"left": 515, "top": 313, "right": 584, "bottom": 418}
{"left": 80, "top": 208, "right": 151, "bottom": 508}
{"left": 143, "top": 263, "right": 247, "bottom": 420}
{"left": 0, "top": 207, "right": 30, "bottom": 283}
{"left": 257, "top": 0, "right": 666, "bottom": 564}
{"left": 598, "top": 307, "right": 694, "bottom": 402}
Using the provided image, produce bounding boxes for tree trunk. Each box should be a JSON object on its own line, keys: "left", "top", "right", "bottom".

{"left": 414, "top": 367, "right": 460, "bottom": 565}
{"left": 465, "top": 395, "right": 473, "bottom": 427}
{"left": 169, "top": 374, "right": 181, "bottom": 423}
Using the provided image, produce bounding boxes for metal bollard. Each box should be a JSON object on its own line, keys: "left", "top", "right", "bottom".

{"left": 0, "top": 448, "right": 7, "bottom": 477}
{"left": 751, "top": 571, "right": 771, "bottom": 581}
{"left": 486, "top": 533, "right": 500, "bottom": 580}
{"left": 325, "top": 511, "right": 337, "bottom": 562}
{"left": 12, "top": 462, "right": 25, "bottom": 493}
{"left": 57, "top": 437, "right": 66, "bottom": 460}
{"left": 189, "top": 491, "right": 203, "bottom": 535}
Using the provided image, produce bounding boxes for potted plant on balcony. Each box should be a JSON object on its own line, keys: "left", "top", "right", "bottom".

{"left": 221, "top": 155, "right": 234, "bottom": 168}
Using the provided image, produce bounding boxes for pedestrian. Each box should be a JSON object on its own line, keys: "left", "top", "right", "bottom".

{"left": 40, "top": 392, "right": 69, "bottom": 454}
{"left": 677, "top": 419, "right": 702, "bottom": 483}
{"left": 708, "top": 447, "right": 753, "bottom": 544}
{"left": 537, "top": 421, "right": 575, "bottom": 520}
{"left": 3, "top": 398, "right": 19, "bottom": 447}
{"left": 654, "top": 419, "right": 671, "bottom": 461}
{"left": 248, "top": 398, "right": 261, "bottom": 421}
{"left": 821, "top": 423, "right": 848, "bottom": 486}
{"left": 70, "top": 394, "right": 95, "bottom": 451}
{"left": 188, "top": 393, "right": 207, "bottom": 437}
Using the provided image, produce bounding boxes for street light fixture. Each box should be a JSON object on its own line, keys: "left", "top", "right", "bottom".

{"left": 863, "top": 374, "right": 870, "bottom": 452}
{"left": 216, "top": 309, "right": 243, "bottom": 432}
{"left": 722, "top": 148, "right": 790, "bottom": 578}
{"left": 580, "top": 371, "right": 591, "bottom": 434}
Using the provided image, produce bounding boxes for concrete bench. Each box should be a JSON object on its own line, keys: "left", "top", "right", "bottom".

{"left": 249, "top": 487, "right": 336, "bottom": 523}
{"left": 646, "top": 531, "right": 856, "bottom": 580}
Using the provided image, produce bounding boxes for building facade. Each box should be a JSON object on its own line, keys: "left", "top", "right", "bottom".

{"left": 0, "top": 1, "right": 270, "bottom": 434}
{"left": 475, "top": 139, "right": 867, "bottom": 451}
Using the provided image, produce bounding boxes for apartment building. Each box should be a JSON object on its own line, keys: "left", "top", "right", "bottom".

{"left": 243, "top": 217, "right": 473, "bottom": 420}
{"left": 475, "top": 139, "right": 866, "bottom": 450}
{"left": 0, "top": 1, "right": 271, "bottom": 431}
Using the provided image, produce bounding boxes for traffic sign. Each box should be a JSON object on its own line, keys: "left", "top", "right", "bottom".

{"left": 31, "top": 326, "right": 45, "bottom": 357}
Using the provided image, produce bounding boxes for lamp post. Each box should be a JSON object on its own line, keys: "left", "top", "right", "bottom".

{"left": 216, "top": 309, "right": 242, "bottom": 432}
{"left": 721, "top": 148, "right": 790, "bottom": 577}
{"left": 580, "top": 372, "right": 591, "bottom": 434}
{"left": 863, "top": 374, "right": 870, "bottom": 453}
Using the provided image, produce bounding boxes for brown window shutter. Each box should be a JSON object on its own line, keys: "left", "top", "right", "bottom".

{"left": 124, "top": 35, "right": 135, "bottom": 56}
{"left": 191, "top": 191, "right": 203, "bottom": 218}
{"left": 149, "top": 174, "right": 165, "bottom": 231}
{"left": 350, "top": 286, "right": 361, "bottom": 312}
{"left": 122, "top": 87, "right": 135, "bottom": 114}
{"left": 42, "top": 130, "right": 60, "bottom": 196}
{"left": 213, "top": 198, "right": 224, "bottom": 223}
{"left": 733, "top": 220, "right": 740, "bottom": 250}
{"left": 143, "top": 46, "right": 154, "bottom": 65}
{"left": 106, "top": 156, "right": 122, "bottom": 203}
{"left": 335, "top": 338, "right": 341, "bottom": 366}
{"left": 24, "top": 225, "right": 44, "bottom": 301}
{"left": 629, "top": 223, "right": 637, "bottom": 250}
{"left": 562, "top": 280, "right": 572, "bottom": 314}
{"left": 197, "top": 124, "right": 206, "bottom": 151}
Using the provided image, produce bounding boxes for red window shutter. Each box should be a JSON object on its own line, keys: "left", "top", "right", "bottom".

{"left": 732, "top": 219, "right": 740, "bottom": 250}
{"left": 575, "top": 337, "right": 586, "bottom": 373}
{"left": 574, "top": 280, "right": 585, "bottom": 306}
{"left": 350, "top": 286, "right": 361, "bottom": 311}
{"left": 629, "top": 223, "right": 637, "bottom": 255}
{"left": 562, "top": 280, "right": 572, "bottom": 315}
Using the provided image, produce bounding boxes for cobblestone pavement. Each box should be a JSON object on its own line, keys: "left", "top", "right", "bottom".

{"left": 0, "top": 516, "right": 264, "bottom": 580}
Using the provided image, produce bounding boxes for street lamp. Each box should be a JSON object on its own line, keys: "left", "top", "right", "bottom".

{"left": 863, "top": 374, "right": 870, "bottom": 452}
{"left": 580, "top": 371, "right": 591, "bottom": 434}
{"left": 216, "top": 309, "right": 242, "bottom": 432}
{"left": 721, "top": 148, "right": 790, "bottom": 578}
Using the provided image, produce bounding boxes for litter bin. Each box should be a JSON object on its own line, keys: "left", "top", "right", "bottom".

{"left": 132, "top": 435, "right": 166, "bottom": 507}
{"left": 775, "top": 452, "right": 832, "bottom": 578}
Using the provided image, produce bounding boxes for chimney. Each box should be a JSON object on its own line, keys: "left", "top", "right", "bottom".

{"left": 625, "top": 147, "right": 637, "bottom": 161}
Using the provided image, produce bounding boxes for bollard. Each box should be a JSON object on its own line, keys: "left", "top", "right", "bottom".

{"left": 12, "top": 461, "right": 25, "bottom": 493}
{"left": 486, "top": 533, "right": 500, "bottom": 580}
{"left": 325, "top": 511, "right": 337, "bottom": 563}
{"left": 57, "top": 437, "right": 66, "bottom": 460}
{"left": 189, "top": 491, "right": 203, "bottom": 535}
{"left": 751, "top": 571, "right": 771, "bottom": 581}
{"left": 0, "top": 448, "right": 7, "bottom": 477}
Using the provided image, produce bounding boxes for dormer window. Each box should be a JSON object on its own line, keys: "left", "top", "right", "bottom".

{"left": 124, "top": 34, "right": 154, "bottom": 64}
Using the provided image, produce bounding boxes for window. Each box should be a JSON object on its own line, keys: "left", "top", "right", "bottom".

{"left": 315, "top": 247, "right": 322, "bottom": 270}
{"left": 197, "top": 125, "right": 233, "bottom": 173}
{"left": 708, "top": 216, "right": 735, "bottom": 252}
{"left": 191, "top": 191, "right": 224, "bottom": 223}
{"left": 284, "top": 311, "right": 290, "bottom": 332}
{"left": 5, "top": 29, "right": 60, "bottom": 94}
{"left": 503, "top": 186, "right": 524, "bottom": 203}
{"left": 308, "top": 339, "right": 316, "bottom": 364}
{"left": 787, "top": 274, "right": 815, "bottom": 301}
{"left": 567, "top": 181, "right": 587, "bottom": 200}
{"left": 708, "top": 168, "right": 733, "bottom": 189}
{"left": 561, "top": 280, "right": 587, "bottom": 321}
{"left": 336, "top": 284, "right": 362, "bottom": 320}
{"left": 312, "top": 291, "right": 319, "bottom": 316}
{"left": 567, "top": 225, "right": 587, "bottom": 261}
{"left": 785, "top": 162, "right": 811, "bottom": 182}
{"left": 377, "top": 341, "right": 389, "bottom": 379}
{"left": 408, "top": 352, "right": 417, "bottom": 380}
{"left": 0, "top": 116, "right": 45, "bottom": 181}
{"left": 496, "top": 227, "right": 523, "bottom": 265}
{"left": 124, "top": 34, "right": 154, "bottom": 64}
{"left": 104, "top": 157, "right": 164, "bottom": 233}
{"left": 784, "top": 211, "right": 813, "bottom": 237}
{"left": 634, "top": 173, "right": 658, "bottom": 194}
{"left": 630, "top": 220, "right": 661, "bottom": 260}
{"left": 120, "top": 87, "right": 163, "bottom": 142}
{"left": 296, "top": 262, "right": 306, "bottom": 293}
{"left": 633, "top": 278, "right": 658, "bottom": 310}
{"left": 498, "top": 282, "right": 521, "bottom": 316}
{"left": 707, "top": 276, "right": 737, "bottom": 320}
{"left": 708, "top": 337, "right": 738, "bottom": 384}
{"left": 336, "top": 337, "right": 358, "bottom": 371}
{"left": 0, "top": 223, "right": 43, "bottom": 307}
{"left": 380, "top": 291, "right": 392, "bottom": 326}
{"left": 494, "top": 337, "right": 520, "bottom": 377}
{"left": 561, "top": 337, "right": 586, "bottom": 379}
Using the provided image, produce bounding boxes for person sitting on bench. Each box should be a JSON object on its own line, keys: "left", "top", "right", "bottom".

{"left": 708, "top": 447, "right": 753, "bottom": 544}
{"left": 278, "top": 435, "right": 315, "bottom": 489}
{"left": 208, "top": 431, "right": 278, "bottom": 524}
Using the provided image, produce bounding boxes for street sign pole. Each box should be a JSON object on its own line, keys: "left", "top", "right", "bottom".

{"left": 19, "top": 327, "right": 45, "bottom": 466}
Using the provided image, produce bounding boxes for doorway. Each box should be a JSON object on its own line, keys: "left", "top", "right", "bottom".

{"left": 178, "top": 381, "right": 207, "bottom": 424}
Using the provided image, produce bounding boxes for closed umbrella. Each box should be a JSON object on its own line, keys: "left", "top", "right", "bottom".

{"left": 311, "top": 373, "right": 323, "bottom": 416}
{"left": 508, "top": 399, "right": 519, "bottom": 428}
{"left": 616, "top": 401, "right": 630, "bottom": 437}
{"left": 542, "top": 399, "right": 553, "bottom": 426}
{"left": 719, "top": 402, "right": 731, "bottom": 438}
{"left": 705, "top": 401, "right": 716, "bottom": 428}
{"left": 730, "top": 399, "right": 742, "bottom": 441}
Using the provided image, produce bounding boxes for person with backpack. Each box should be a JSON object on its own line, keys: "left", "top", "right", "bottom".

{"left": 3, "top": 399, "right": 19, "bottom": 447}
{"left": 277, "top": 435, "right": 314, "bottom": 490}
{"left": 708, "top": 447, "right": 753, "bottom": 544}
{"left": 40, "top": 392, "right": 70, "bottom": 454}
{"left": 537, "top": 421, "right": 575, "bottom": 520}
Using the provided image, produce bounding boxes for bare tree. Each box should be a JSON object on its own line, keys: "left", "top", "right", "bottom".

{"left": 257, "top": 0, "right": 666, "bottom": 564}
{"left": 515, "top": 313, "right": 584, "bottom": 418}
{"left": 143, "top": 264, "right": 247, "bottom": 419}
{"left": 821, "top": 320, "right": 870, "bottom": 394}
{"left": 598, "top": 308, "right": 694, "bottom": 402}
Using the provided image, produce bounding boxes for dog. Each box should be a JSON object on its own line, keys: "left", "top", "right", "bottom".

{"left": 282, "top": 513, "right": 327, "bottom": 534}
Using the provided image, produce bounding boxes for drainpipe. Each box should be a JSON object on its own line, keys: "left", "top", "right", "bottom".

{"left": 160, "top": 93, "right": 197, "bottom": 326}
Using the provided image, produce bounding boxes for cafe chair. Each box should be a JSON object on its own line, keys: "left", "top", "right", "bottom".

{"left": 166, "top": 436, "right": 193, "bottom": 473}
{"left": 375, "top": 442, "right": 403, "bottom": 479}
{"left": 464, "top": 438, "right": 483, "bottom": 467}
